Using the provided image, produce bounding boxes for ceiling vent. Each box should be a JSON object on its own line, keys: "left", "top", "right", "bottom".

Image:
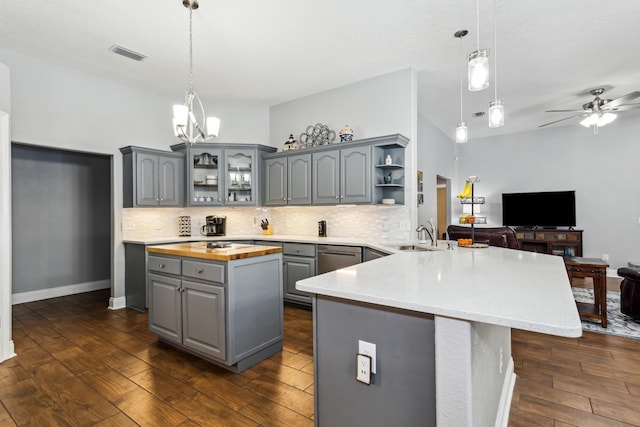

{"left": 109, "top": 45, "right": 147, "bottom": 62}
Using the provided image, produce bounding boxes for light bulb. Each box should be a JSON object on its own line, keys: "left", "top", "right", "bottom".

{"left": 488, "top": 99, "right": 504, "bottom": 128}
{"left": 598, "top": 112, "right": 616, "bottom": 126}
{"left": 580, "top": 113, "right": 599, "bottom": 127}
{"left": 468, "top": 49, "right": 489, "bottom": 91}
{"left": 456, "top": 123, "right": 468, "bottom": 143}
{"left": 206, "top": 117, "right": 221, "bottom": 138}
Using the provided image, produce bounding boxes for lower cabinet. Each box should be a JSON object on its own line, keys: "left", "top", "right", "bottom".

{"left": 148, "top": 274, "right": 226, "bottom": 361}
{"left": 283, "top": 243, "right": 316, "bottom": 306}
{"left": 147, "top": 253, "right": 283, "bottom": 372}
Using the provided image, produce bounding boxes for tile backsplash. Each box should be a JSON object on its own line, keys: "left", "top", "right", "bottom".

{"left": 122, "top": 205, "right": 411, "bottom": 241}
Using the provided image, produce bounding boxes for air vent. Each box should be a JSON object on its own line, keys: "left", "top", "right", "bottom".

{"left": 109, "top": 45, "right": 147, "bottom": 62}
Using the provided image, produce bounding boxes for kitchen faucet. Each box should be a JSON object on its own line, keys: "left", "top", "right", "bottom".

{"left": 416, "top": 221, "right": 436, "bottom": 246}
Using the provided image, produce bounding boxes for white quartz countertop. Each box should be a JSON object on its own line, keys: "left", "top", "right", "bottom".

{"left": 297, "top": 245, "right": 583, "bottom": 337}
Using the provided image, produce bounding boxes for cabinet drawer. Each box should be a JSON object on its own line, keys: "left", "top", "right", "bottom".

{"left": 148, "top": 255, "right": 181, "bottom": 275}
{"left": 283, "top": 242, "right": 316, "bottom": 257}
{"left": 183, "top": 260, "right": 225, "bottom": 283}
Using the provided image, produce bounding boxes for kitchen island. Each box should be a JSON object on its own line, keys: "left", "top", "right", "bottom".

{"left": 146, "top": 242, "right": 283, "bottom": 372}
{"left": 297, "top": 245, "right": 582, "bottom": 427}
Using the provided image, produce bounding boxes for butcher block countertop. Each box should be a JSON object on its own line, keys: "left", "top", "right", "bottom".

{"left": 146, "top": 242, "right": 282, "bottom": 262}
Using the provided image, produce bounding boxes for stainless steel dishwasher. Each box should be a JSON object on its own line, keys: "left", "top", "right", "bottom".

{"left": 317, "top": 245, "right": 362, "bottom": 274}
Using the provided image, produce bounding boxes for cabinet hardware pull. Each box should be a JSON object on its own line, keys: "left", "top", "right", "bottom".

{"left": 160, "top": 198, "right": 164, "bottom": 201}
{"left": 197, "top": 268, "right": 204, "bottom": 273}
{"left": 335, "top": 196, "right": 339, "bottom": 199}
{"left": 159, "top": 264, "right": 165, "bottom": 268}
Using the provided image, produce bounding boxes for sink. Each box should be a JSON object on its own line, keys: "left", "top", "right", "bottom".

{"left": 387, "top": 243, "right": 451, "bottom": 252}
{"left": 395, "top": 244, "right": 432, "bottom": 252}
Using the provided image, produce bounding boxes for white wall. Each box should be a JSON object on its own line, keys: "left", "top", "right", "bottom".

{"left": 0, "top": 47, "right": 270, "bottom": 308}
{"left": 0, "top": 61, "right": 16, "bottom": 362}
{"left": 271, "top": 68, "right": 418, "bottom": 231}
{"left": 455, "top": 116, "right": 640, "bottom": 269}
{"left": 417, "top": 112, "right": 456, "bottom": 234}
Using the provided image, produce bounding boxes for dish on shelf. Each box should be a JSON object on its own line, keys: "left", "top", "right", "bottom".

{"left": 381, "top": 198, "right": 395, "bottom": 205}
{"left": 194, "top": 180, "right": 204, "bottom": 184}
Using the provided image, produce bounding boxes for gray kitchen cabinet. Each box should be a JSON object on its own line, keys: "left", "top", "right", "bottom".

{"left": 312, "top": 146, "right": 370, "bottom": 204}
{"left": 172, "top": 143, "right": 277, "bottom": 207}
{"left": 282, "top": 243, "right": 316, "bottom": 306}
{"left": 146, "top": 251, "right": 283, "bottom": 372}
{"left": 340, "top": 145, "right": 371, "bottom": 203}
{"left": 264, "top": 134, "right": 407, "bottom": 206}
{"left": 182, "top": 279, "right": 226, "bottom": 360}
{"left": 148, "top": 272, "right": 182, "bottom": 343}
{"left": 264, "top": 153, "right": 312, "bottom": 205}
{"left": 312, "top": 150, "right": 340, "bottom": 204}
{"left": 120, "top": 146, "right": 184, "bottom": 207}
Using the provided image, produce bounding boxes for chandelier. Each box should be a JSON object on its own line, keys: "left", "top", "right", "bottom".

{"left": 173, "top": 0, "right": 220, "bottom": 145}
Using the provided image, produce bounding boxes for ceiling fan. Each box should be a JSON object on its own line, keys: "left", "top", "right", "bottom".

{"left": 539, "top": 88, "right": 640, "bottom": 134}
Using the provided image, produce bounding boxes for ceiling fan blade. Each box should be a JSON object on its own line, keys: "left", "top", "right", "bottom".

{"left": 538, "top": 115, "right": 585, "bottom": 128}
{"left": 544, "top": 109, "right": 587, "bottom": 113}
{"left": 606, "top": 104, "right": 640, "bottom": 112}
{"left": 601, "top": 91, "right": 640, "bottom": 109}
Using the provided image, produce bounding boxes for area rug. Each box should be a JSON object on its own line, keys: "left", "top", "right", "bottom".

{"left": 572, "top": 288, "right": 640, "bottom": 339}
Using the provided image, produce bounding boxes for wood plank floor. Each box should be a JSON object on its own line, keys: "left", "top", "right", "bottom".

{"left": 1, "top": 288, "right": 639, "bottom": 426}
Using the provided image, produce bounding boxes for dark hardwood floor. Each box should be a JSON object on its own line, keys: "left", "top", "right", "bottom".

{"left": 1, "top": 287, "right": 639, "bottom": 426}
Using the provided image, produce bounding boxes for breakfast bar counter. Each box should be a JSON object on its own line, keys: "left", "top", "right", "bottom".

{"left": 297, "top": 245, "right": 582, "bottom": 427}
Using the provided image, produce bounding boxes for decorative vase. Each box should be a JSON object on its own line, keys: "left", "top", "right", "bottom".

{"left": 339, "top": 125, "right": 354, "bottom": 142}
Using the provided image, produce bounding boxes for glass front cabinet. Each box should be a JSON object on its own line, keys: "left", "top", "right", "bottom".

{"left": 172, "top": 143, "right": 276, "bottom": 207}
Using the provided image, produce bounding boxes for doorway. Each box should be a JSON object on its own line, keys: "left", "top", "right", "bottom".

{"left": 436, "top": 176, "right": 450, "bottom": 240}
{"left": 11, "top": 143, "right": 112, "bottom": 304}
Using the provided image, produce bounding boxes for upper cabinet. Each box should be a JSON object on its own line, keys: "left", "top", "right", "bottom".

{"left": 172, "top": 143, "right": 276, "bottom": 207}
{"left": 264, "top": 153, "right": 312, "bottom": 205}
{"left": 120, "top": 146, "right": 184, "bottom": 207}
{"left": 264, "top": 134, "right": 408, "bottom": 206}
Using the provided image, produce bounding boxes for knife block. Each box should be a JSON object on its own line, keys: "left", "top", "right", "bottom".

{"left": 261, "top": 224, "right": 273, "bottom": 235}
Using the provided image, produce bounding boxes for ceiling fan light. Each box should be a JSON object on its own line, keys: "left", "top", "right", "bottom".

{"left": 598, "top": 112, "right": 617, "bottom": 126}
{"left": 579, "top": 113, "right": 598, "bottom": 127}
{"left": 488, "top": 99, "right": 504, "bottom": 128}
{"left": 456, "top": 122, "right": 468, "bottom": 143}
{"left": 468, "top": 49, "right": 489, "bottom": 91}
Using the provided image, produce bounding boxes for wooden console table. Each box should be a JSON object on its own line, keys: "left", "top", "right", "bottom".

{"left": 515, "top": 229, "right": 583, "bottom": 256}
{"left": 563, "top": 256, "right": 609, "bottom": 328}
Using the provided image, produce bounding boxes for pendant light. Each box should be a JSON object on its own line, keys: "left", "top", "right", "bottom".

{"left": 455, "top": 30, "right": 469, "bottom": 143}
{"left": 173, "top": 0, "right": 220, "bottom": 145}
{"left": 468, "top": 0, "right": 489, "bottom": 91}
{"left": 488, "top": 0, "right": 504, "bottom": 127}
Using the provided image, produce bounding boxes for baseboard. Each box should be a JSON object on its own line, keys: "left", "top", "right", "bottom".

{"left": 12, "top": 280, "right": 110, "bottom": 305}
{"left": 0, "top": 340, "right": 16, "bottom": 363}
{"left": 495, "top": 357, "right": 516, "bottom": 427}
{"left": 109, "top": 296, "right": 127, "bottom": 310}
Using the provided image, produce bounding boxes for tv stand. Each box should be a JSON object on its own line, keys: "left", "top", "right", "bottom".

{"left": 515, "top": 229, "right": 583, "bottom": 256}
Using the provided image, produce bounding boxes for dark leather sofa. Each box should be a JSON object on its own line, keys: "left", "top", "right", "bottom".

{"left": 617, "top": 267, "right": 640, "bottom": 322}
{"left": 447, "top": 225, "right": 520, "bottom": 249}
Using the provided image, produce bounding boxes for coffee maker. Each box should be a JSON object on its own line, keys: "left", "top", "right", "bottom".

{"left": 200, "top": 215, "right": 226, "bottom": 236}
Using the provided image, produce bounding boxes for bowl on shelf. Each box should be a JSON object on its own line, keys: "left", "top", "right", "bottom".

{"left": 381, "top": 198, "right": 395, "bottom": 205}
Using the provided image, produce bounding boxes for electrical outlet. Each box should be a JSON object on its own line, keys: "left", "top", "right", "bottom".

{"left": 358, "top": 340, "right": 377, "bottom": 374}
{"left": 602, "top": 254, "right": 609, "bottom": 262}
{"left": 153, "top": 221, "right": 162, "bottom": 230}
{"left": 399, "top": 220, "right": 410, "bottom": 231}
{"left": 122, "top": 221, "right": 135, "bottom": 231}
{"left": 356, "top": 354, "right": 372, "bottom": 384}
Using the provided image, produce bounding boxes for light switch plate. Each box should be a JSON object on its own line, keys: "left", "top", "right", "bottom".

{"left": 356, "top": 353, "right": 372, "bottom": 384}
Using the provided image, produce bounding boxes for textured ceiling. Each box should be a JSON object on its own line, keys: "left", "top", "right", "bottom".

{"left": 1, "top": 0, "right": 639, "bottom": 140}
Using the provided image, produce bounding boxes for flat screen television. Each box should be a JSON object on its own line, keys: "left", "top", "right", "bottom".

{"left": 502, "top": 190, "right": 576, "bottom": 228}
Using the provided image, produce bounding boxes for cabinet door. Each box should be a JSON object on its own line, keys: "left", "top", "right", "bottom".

{"left": 283, "top": 255, "right": 315, "bottom": 304}
{"left": 225, "top": 149, "right": 256, "bottom": 205}
{"left": 264, "top": 157, "right": 287, "bottom": 205}
{"left": 188, "top": 148, "right": 223, "bottom": 206}
{"left": 341, "top": 146, "right": 371, "bottom": 203}
{"left": 312, "top": 150, "right": 340, "bottom": 204}
{"left": 158, "top": 155, "right": 183, "bottom": 206}
{"left": 148, "top": 273, "right": 182, "bottom": 344}
{"left": 135, "top": 153, "right": 159, "bottom": 206}
{"left": 181, "top": 280, "right": 227, "bottom": 361}
{"left": 288, "top": 153, "right": 312, "bottom": 205}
